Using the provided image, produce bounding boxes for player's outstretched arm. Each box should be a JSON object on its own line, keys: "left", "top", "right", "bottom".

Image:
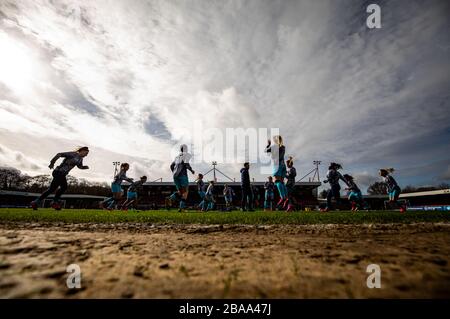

{"left": 265, "top": 139, "right": 271, "bottom": 153}
{"left": 48, "top": 152, "right": 67, "bottom": 169}
{"left": 338, "top": 172, "right": 350, "bottom": 186}
{"left": 186, "top": 163, "right": 195, "bottom": 174}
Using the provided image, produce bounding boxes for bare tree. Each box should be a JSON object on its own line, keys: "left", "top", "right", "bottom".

{"left": 0, "top": 167, "right": 23, "bottom": 189}
{"left": 0, "top": 166, "right": 111, "bottom": 195}
{"left": 27, "top": 175, "right": 51, "bottom": 191}
{"left": 367, "top": 182, "right": 387, "bottom": 195}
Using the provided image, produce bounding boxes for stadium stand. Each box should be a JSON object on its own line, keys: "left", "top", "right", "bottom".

{"left": 2, "top": 187, "right": 448, "bottom": 211}
{"left": 134, "top": 181, "right": 321, "bottom": 210}
{"left": 319, "top": 189, "right": 450, "bottom": 210}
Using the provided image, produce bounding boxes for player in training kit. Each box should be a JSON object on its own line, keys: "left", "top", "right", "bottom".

{"left": 223, "top": 184, "right": 235, "bottom": 211}
{"left": 379, "top": 168, "right": 405, "bottom": 213}
{"left": 323, "top": 162, "right": 348, "bottom": 212}
{"left": 30, "top": 147, "right": 90, "bottom": 210}
{"left": 343, "top": 174, "right": 364, "bottom": 211}
{"left": 122, "top": 175, "right": 147, "bottom": 211}
{"left": 285, "top": 156, "right": 297, "bottom": 212}
{"left": 196, "top": 174, "right": 207, "bottom": 211}
{"left": 264, "top": 176, "right": 275, "bottom": 211}
{"left": 252, "top": 185, "right": 260, "bottom": 209}
{"left": 167, "top": 144, "right": 195, "bottom": 212}
{"left": 205, "top": 180, "right": 216, "bottom": 211}
{"left": 265, "top": 135, "right": 288, "bottom": 209}
{"left": 240, "top": 162, "right": 254, "bottom": 211}
{"left": 102, "top": 163, "right": 134, "bottom": 210}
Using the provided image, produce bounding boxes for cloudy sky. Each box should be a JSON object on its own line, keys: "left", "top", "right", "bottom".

{"left": 0, "top": 0, "right": 449, "bottom": 192}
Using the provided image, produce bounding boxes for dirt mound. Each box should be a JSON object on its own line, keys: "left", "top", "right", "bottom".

{"left": 0, "top": 223, "right": 449, "bottom": 298}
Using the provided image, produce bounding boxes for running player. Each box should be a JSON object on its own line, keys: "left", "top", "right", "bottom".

{"left": 264, "top": 176, "right": 275, "bottom": 211}
{"left": 102, "top": 163, "right": 133, "bottom": 210}
{"left": 265, "top": 135, "right": 287, "bottom": 209}
{"left": 252, "top": 185, "right": 260, "bottom": 209}
{"left": 285, "top": 156, "right": 297, "bottom": 212}
{"left": 323, "top": 162, "right": 348, "bottom": 212}
{"left": 223, "top": 184, "right": 235, "bottom": 211}
{"left": 205, "top": 180, "right": 216, "bottom": 211}
{"left": 379, "top": 168, "right": 405, "bottom": 213}
{"left": 30, "top": 147, "right": 90, "bottom": 210}
{"left": 122, "top": 175, "right": 147, "bottom": 211}
{"left": 343, "top": 174, "right": 364, "bottom": 211}
{"left": 196, "top": 173, "right": 207, "bottom": 211}
{"left": 167, "top": 144, "right": 195, "bottom": 212}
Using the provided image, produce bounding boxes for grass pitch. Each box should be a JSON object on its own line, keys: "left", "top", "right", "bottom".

{"left": 0, "top": 209, "right": 449, "bottom": 298}
{"left": 0, "top": 208, "right": 448, "bottom": 225}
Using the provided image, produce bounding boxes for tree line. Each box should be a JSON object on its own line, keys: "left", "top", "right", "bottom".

{"left": 0, "top": 166, "right": 110, "bottom": 196}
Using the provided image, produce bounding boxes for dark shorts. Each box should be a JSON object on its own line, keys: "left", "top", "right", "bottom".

{"left": 174, "top": 175, "right": 189, "bottom": 190}
{"left": 273, "top": 163, "right": 287, "bottom": 178}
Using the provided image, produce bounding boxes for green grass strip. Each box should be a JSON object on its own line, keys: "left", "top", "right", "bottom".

{"left": 0, "top": 208, "right": 448, "bottom": 225}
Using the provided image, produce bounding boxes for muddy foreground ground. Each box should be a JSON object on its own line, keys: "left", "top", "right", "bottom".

{"left": 0, "top": 222, "right": 449, "bottom": 298}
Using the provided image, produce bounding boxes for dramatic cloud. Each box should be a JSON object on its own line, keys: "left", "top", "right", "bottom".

{"left": 441, "top": 166, "right": 450, "bottom": 181}
{"left": 0, "top": 0, "right": 449, "bottom": 192}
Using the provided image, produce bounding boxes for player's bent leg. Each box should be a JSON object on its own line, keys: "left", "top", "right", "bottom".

{"left": 178, "top": 187, "right": 188, "bottom": 212}
{"left": 31, "top": 178, "right": 59, "bottom": 209}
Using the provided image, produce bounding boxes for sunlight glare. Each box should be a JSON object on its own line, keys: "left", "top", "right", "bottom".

{"left": 0, "top": 32, "right": 34, "bottom": 94}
